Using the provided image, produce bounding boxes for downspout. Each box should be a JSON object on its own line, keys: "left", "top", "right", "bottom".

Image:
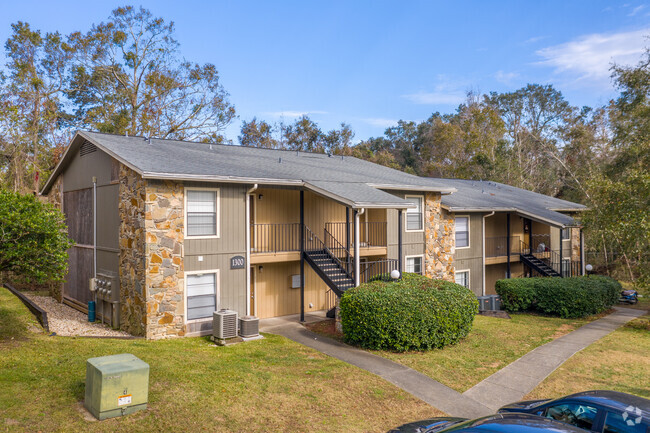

{"left": 93, "top": 176, "right": 98, "bottom": 322}
{"left": 482, "top": 211, "right": 495, "bottom": 296}
{"left": 354, "top": 208, "right": 365, "bottom": 286}
{"left": 245, "top": 184, "right": 258, "bottom": 316}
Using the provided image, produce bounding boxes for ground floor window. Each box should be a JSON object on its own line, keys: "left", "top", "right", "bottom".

{"left": 405, "top": 255, "right": 423, "bottom": 274}
{"left": 186, "top": 272, "right": 218, "bottom": 320}
{"left": 455, "top": 270, "right": 469, "bottom": 289}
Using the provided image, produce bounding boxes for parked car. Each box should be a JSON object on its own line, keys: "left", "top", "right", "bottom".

{"left": 388, "top": 412, "right": 589, "bottom": 433}
{"left": 498, "top": 390, "right": 650, "bottom": 433}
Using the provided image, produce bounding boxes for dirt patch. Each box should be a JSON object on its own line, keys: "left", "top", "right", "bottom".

{"left": 550, "top": 324, "right": 576, "bottom": 339}
{"left": 23, "top": 294, "right": 132, "bottom": 337}
{"left": 304, "top": 319, "right": 344, "bottom": 341}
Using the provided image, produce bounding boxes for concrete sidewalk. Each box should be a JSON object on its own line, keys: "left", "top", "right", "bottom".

{"left": 260, "top": 307, "right": 645, "bottom": 418}
{"left": 261, "top": 314, "right": 493, "bottom": 418}
{"left": 462, "top": 307, "right": 646, "bottom": 411}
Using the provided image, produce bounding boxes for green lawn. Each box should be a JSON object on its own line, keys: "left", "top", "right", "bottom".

{"left": 377, "top": 313, "right": 596, "bottom": 392}
{"left": 0, "top": 287, "right": 442, "bottom": 433}
{"left": 526, "top": 312, "right": 650, "bottom": 400}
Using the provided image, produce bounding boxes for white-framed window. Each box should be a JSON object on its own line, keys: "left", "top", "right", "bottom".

{"left": 405, "top": 255, "right": 423, "bottom": 275}
{"left": 561, "top": 227, "right": 570, "bottom": 241}
{"left": 185, "top": 187, "right": 220, "bottom": 238}
{"left": 185, "top": 270, "right": 219, "bottom": 322}
{"left": 405, "top": 195, "right": 424, "bottom": 231}
{"left": 455, "top": 269, "right": 470, "bottom": 289}
{"left": 455, "top": 216, "right": 470, "bottom": 248}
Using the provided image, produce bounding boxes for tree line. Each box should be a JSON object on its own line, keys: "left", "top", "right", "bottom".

{"left": 0, "top": 6, "right": 647, "bottom": 286}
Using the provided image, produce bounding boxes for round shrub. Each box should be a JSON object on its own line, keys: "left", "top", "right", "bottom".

{"left": 339, "top": 273, "right": 478, "bottom": 352}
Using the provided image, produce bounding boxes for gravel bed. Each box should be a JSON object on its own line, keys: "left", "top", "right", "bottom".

{"left": 23, "top": 294, "right": 132, "bottom": 337}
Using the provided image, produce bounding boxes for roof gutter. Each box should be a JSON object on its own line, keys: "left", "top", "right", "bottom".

{"left": 482, "top": 211, "right": 495, "bottom": 296}
{"left": 442, "top": 205, "right": 580, "bottom": 229}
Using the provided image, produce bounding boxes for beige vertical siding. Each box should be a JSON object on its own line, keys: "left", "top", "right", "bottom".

{"left": 485, "top": 262, "right": 524, "bottom": 295}
{"left": 252, "top": 261, "right": 328, "bottom": 318}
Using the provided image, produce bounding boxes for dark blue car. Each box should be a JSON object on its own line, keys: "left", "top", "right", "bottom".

{"left": 498, "top": 390, "right": 650, "bottom": 433}
{"left": 388, "top": 412, "right": 590, "bottom": 432}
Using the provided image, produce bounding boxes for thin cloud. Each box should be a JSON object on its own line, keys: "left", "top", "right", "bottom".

{"left": 264, "top": 110, "right": 327, "bottom": 118}
{"left": 402, "top": 76, "right": 467, "bottom": 105}
{"left": 629, "top": 4, "right": 646, "bottom": 15}
{"left": 523, "top": 36, "right": 547, "bottom": 44}
{"left": 361, "top": 118, "right": 399, "bottom": 128}
{"left": 536, "top": 28, "right": 649, "bottom": 85}
{"left": 495, "top": 70, "right": 520, "bottom": 85}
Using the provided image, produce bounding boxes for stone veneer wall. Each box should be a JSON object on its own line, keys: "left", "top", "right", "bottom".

{"left": 118, "top": 167, "right": 185, "bottom": 339}
{"left": 143, "top": 179, "right": 185, "bottom": 339}
{"left": 424, "top": 192, "right": 455, "bottom": 281}
{"left": 46, "top": 175, "right": 64, "bottom": 302}
{"left": 119, "top": 165, "right": 147, "bottom": 336}
{"left": 571, "top": 227, "right": 581, "bottom": 263}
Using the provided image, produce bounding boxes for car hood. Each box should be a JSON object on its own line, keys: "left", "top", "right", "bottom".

{"left": 499, "top": 399, "right": 551, "bottom": 412}
{"left": 388, "top": 417, "right": 467, "bottom": 433}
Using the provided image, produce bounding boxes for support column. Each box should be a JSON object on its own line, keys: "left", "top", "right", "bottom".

{"left": 300, "top": 190, "right": 305, "bottom": 322}
{"left": 559, "top": 228, "right": 563, "bottom": 277}
{"left": 528, "top": 219, "right": 533, "bottom": 251}
{"left": 354, "top": 209, "right": 360, "bottom": 286}
{"left": 506, "top": 213, "right": 511, "bottom": 278}
{"left": 346, "top": 207, "right": 350, "bottom": 266}
{"left": 398, "top": 209, "right": 403, "bottom": 275}
{"left": 580, "top": 228, "right": 585, "bottom": 276}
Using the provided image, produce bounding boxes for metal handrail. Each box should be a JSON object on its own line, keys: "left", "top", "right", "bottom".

{"left": 360, "top": 259, "right": 399, "bottom": 284}
{"left": 304, "top": 225, "right": 354, "bottom": 280}
{"left": 325, "top": 221, "right": 387, "bottom": 248}
{"left": 250, "top": 223, "right": 301, "bottom": 254}
{"left": 520, "top": 240, "right": 580, "bottom": 277}
{"left": 485, "top": 236, "right": 521, "bottom": 257}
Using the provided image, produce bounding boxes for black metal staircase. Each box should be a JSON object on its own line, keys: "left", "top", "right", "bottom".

{"left": 303, "top": 226, "right": 355, "bottom": 318}
{"left": 519, "top": 240, "right": 561, "bottom": 277}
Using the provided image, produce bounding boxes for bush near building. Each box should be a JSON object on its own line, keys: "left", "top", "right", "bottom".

{"left": 496, "top": 276, "right": 620, "bottom": 318}
{"left": 340, "top": 273, "right": 478, "bottom": 352}
{"left": 0, "top": 190, "right": 73, "bottom": 284}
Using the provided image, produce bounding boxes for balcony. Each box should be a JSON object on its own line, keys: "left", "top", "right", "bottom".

{"left": 325, "top": 221, "right": 387, "bottom": 256}
{"left": 250, "top": 221, "right": 388, "bottom": 264}
{"left": 485, "top": 236, "right": 521, "bottom": 264}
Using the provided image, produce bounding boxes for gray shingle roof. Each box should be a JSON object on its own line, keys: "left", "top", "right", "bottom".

{"left": 42, "top": 131, "right": 455, "bottom": 209}
{"left": 434, "top": 178, "right": 586, "bottom": 227}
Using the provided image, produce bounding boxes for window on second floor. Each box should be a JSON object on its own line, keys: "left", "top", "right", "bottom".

{"left": 405, "top": 196, "right": 423, "bottom": 231}
{"left": 455, "top": 216, "right": 469, "bottom": 248}
{"left": 186, "top": 189, "right": 219, "bottom": 237}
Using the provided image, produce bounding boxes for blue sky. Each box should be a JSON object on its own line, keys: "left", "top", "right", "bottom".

{"left": 1, "top": 1, "right": 648, "bottom": 142}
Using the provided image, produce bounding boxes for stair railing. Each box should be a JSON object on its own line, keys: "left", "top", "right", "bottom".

{"left": 304, "top": 226, "right": 354, "bottom": 281}
{"left": 324, "top": 227, "right": 353, "bottom": 275}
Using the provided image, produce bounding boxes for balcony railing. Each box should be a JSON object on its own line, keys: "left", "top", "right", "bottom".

{"left": 360, "top": 259, "right": 399, "bottom": 284}
{"left": 325, "top": 221, "right": 387, "bottom": 249}
{"left": 250, "top": 223, "right": 301, "bottom": 254}
{"left": 485, "top": 236, "right": 521, "bottom": 257}
{"left": 521, "top": 240, "right": 581, "bottom": 277}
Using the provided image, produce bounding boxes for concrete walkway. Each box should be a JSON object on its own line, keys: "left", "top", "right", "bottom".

{"left": 261, "top": 312, "right": 493, "bottom": 418}
{"left": 463, "top": 307, "right": 646, "bottom": 411}
{"left": 260, "top": 307, "right": 645, "bottom": 418}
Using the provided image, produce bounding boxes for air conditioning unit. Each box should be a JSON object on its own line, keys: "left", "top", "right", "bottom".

{"left": 213, "top": 309, "right": 238, "bottom": 340}
{"left": 239, "top": 316, "right": 259, "bottom": 338}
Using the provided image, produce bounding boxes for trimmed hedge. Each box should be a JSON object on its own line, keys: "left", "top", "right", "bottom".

{"left": 339, "top": 273, "right": 478, "bottom": 352}
{"left": 495, "top": 276, "right": 620, "bottom": 318}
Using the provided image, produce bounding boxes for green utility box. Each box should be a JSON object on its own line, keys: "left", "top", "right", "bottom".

{"left": 84, "top": 353, "right": 149, "bottom": 420}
